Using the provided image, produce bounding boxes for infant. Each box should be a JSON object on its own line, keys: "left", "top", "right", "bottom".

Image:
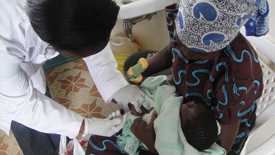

{"left": 86, "top": 76, "right": 225, "bottom": 155}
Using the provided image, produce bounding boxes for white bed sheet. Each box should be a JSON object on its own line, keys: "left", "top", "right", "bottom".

{"left": 242, "top": 115, "right": 275, "bottom": 155}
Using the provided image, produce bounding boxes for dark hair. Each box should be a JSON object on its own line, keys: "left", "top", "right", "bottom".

{"left": 181, "top": 97, "right": 218, "bottom": 151}
{"left": 28, "top": 0, "right": 119, "bottom": 54}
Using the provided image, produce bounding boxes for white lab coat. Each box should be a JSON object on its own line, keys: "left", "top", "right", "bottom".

{"left": 0, "top": 0, "right": 128, "bottom": 138}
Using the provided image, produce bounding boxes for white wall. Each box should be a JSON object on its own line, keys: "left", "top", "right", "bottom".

{"left": 269, "top": 0, "right": 275, "bottom": 41}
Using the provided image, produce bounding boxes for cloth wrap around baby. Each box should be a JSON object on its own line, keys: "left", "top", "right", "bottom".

{"left": 117, "top": 76, "right": 226, "bottom": 155}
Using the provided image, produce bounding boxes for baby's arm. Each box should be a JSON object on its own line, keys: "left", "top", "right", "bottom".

{"left": 127, "top": 44, "right": 173, "bottom": 84}
{"left": 131, "top": 111, "right": 158, "bottom": 153}
{"left": 142, "top": 110, "right": 157, "bottom": 125}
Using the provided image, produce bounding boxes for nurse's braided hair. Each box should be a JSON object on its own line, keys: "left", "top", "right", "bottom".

{"left": 27, "top": 0, "right": 119, "bottom": 53}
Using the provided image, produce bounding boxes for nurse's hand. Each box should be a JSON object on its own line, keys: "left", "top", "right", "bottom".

{"left": 111, "top": 85, "right": 154, "bottom": 115}
{"left": 83, "top": 111, "right": 125, "bottom": 137}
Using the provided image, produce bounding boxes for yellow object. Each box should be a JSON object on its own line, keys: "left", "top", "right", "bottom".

{"left": 110, "top": 36, "right": 140, "bottom": 72}
{"left": 127, "top": 58, "right": 149, "bottom": 84}
{"left": 138, "top": 58, "right": 149, "bottom": 70}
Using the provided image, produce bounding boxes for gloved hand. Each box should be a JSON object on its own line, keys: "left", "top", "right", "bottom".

{"left": 111, "top": 85, "right": 154, "bottom": 115}
{"left": 83, "top": 111, "right": 124, "bottom": 137}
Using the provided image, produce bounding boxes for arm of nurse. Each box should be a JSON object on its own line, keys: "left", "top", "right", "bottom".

{"left": 0, "top": 50, "right": 83, "bottom": 138}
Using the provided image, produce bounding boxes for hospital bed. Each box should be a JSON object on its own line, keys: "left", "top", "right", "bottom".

{"left": 241, "top": 36, "right": 275, "bottom": 155}
{"left": 116, "top": 0, "right": 275, "bottom": 154}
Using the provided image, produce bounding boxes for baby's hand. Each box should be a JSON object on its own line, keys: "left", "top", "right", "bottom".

{"left": 142, "top": 110, "right": 158, "bottom": 125}
{"left": 131, "top": 117, "right": 157, "bottom": 153}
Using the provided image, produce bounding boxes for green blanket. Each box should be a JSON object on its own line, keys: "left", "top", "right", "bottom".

{"left": 117, "top": 76, "right": 226, "bottom": 155}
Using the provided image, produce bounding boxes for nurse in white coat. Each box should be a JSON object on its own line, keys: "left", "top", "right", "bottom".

{"left": 0, "top": 0, "right": 149, "bottom": 154}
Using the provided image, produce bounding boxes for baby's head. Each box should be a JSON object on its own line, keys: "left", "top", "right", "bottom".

{"left": 180, "top": 97, "right": 219, "bottom": 151}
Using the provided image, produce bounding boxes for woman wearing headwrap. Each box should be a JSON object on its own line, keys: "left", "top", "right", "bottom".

{"left": 84, "top": 0, "right": 269, "bottom": 155}
{"left": 127, "top": 0, "right": 268, "bottom": 154}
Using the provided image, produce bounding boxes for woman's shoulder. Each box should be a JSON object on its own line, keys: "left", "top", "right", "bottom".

{"left": 222, "top": 34, "right": 262, "bottom": 81}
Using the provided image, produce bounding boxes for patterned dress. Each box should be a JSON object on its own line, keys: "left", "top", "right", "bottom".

{"left": 86, "top": 132, "right": 156, "bottom": 155}
{"left": 167, "top": 4, "right": 263, "bottom": 155}
{"left": 171, "top": 36, "right": 263, "bottom": 155}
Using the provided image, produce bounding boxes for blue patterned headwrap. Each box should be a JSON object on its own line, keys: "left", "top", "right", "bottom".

{"left": 175, "top": 0, "right": 269, "bottom": 53}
